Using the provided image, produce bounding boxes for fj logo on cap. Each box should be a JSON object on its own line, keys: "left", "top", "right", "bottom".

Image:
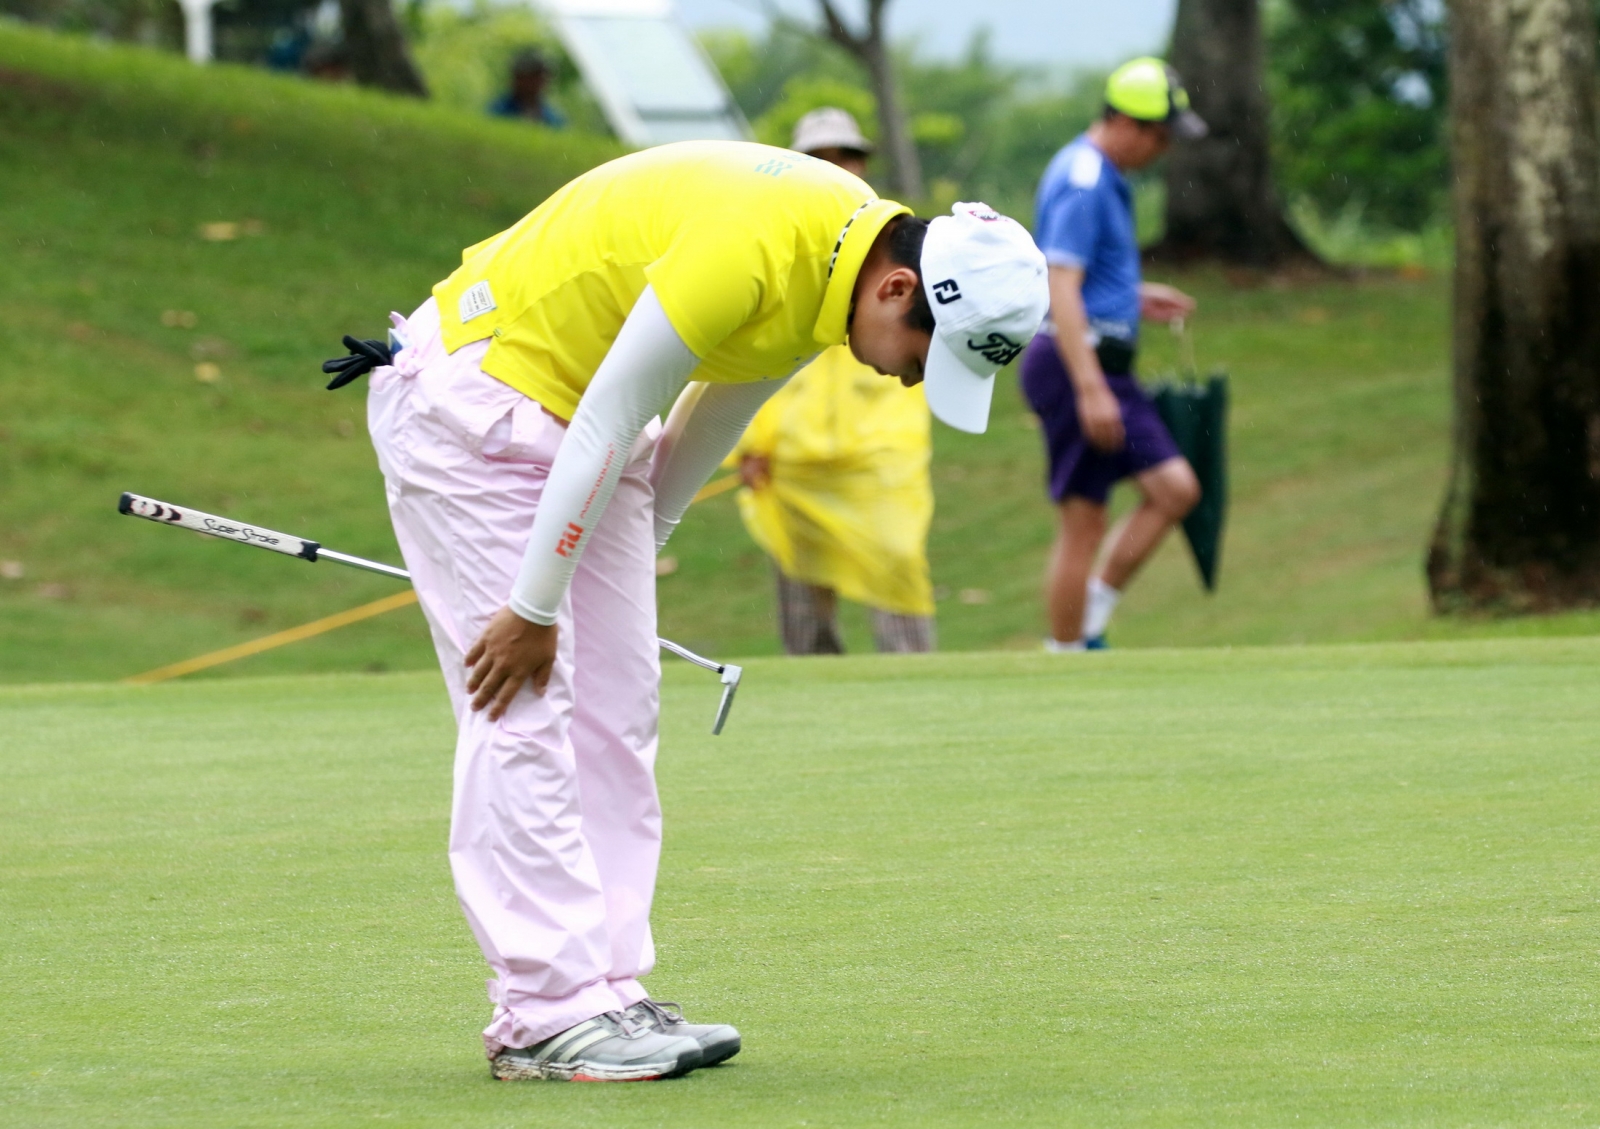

{"left": 966, "top": 331, "right": 1024, "bottom": 366}
{"left": 931, "top": 278, "right": 962, "bottom": 305}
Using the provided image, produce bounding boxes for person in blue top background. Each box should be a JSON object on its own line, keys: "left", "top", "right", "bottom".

{"left": 490, "top": 49, "right": 567, "bottom": 128}
{"left": 1020, "top": 57, "right": 1208, "bottom": 651}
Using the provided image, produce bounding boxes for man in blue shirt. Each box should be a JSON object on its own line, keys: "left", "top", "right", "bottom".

{"left": 1021, "top": 58, "right": 1207, "bottom": 651}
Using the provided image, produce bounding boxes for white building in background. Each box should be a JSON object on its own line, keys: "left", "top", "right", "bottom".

{"left": 536, "top": 0, "right": 749, "bottom": 146}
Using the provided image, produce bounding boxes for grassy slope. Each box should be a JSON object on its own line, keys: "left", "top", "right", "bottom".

{"left": 4, "top": 638, "right": 1600, "bottom": 1126}
{"left": 0, "top": 25, "right": 618, "bottom": 681}
{"left": 3, "top": 25, "right": 1598, "bottom": 684}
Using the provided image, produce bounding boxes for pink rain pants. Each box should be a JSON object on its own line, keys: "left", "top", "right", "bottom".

{"left": 367, "top": 299, "right": 664, "bottom": 1054}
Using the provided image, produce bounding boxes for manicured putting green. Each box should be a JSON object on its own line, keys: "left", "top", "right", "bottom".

{"left": 3, "top": 639, "right": 1598, "bottom": 1126}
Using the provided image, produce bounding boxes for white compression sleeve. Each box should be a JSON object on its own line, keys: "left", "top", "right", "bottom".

{"left": 508, "top": 287, "right": 699, "bottom": 625}
{"left": 650, "top": 376, "right": 791, "bottom": 552}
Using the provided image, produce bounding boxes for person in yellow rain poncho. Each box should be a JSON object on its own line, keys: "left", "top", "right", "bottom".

{"left": 732, "top": 109, "right": 936, "bottom": 654}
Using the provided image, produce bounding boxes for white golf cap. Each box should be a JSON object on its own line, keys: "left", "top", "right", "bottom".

{"left": 791, "top": 107, "right": 874, "bottom": 155}
{"left": 919, "top": 202, "right": 1049, "bottom": 433}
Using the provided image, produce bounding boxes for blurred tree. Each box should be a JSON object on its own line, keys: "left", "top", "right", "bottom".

{"left": 753, "top": 75, "right": 877, "bottom": 148}
{"left": 702, "top": 22, "right": 1102, "bottom": 219}
{"left": 895, "top": 31, "right": 1020, "bottom": 207}
{"left": 338, "top": 0, "right": 426, "bottom": 96}
{"left": 1429, "top": 0, "right": 1600, "bottom": 611}
{"left": 1268, "top": 0, "right": 1448, "bottom": 231}
{"left": 0, "top": 0, "right": 177, "bottom": 45}
{"left": 700, "top": 20, "right": 851, "bottom": 123}
{"left": 1154, "top": 0, "right": 1312, "bottom": 264}
{"left": 814, "top": 0, "right": 922, "bottom": 199}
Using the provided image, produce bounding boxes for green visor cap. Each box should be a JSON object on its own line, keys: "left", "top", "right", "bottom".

{"left": 1105, "top": 57, "right": 1208, "bottom": 140}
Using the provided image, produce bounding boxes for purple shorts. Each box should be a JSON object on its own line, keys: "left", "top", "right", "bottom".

{"left": 1019, "top": 334, "right": 1181, "bottom": 505}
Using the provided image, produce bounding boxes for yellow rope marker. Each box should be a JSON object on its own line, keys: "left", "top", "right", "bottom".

{"left": 123, "top": 589, "right": 420, "bottom": 685}
{"left": 691, "top": 472, "right": 741, "bottom": 503}
{"left": 122, "top": 473, "right": 741, "bottom": 685}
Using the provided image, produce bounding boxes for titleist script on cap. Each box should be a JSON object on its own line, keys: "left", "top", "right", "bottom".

{"left": 460, "top": 281, "right": 497, "bottom": 322}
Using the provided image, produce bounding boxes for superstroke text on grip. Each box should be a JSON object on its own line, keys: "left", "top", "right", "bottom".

{"left": 118, "top": 493, "right": 321, "bottom": 561}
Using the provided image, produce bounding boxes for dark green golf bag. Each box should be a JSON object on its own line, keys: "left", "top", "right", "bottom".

{"left": 1149, "top": 373, "right": 1229, "bottom": 591}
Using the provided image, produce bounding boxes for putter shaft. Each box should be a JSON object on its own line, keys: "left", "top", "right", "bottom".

{"left": 119, "top": 491, "right": 740, "bottom": 733}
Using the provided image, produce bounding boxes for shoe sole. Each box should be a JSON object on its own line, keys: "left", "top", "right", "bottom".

{"left": 491, "top": 1057, "right": 679, "bottom": 1082}
{"left": 492, "top": 1044, "right": 704, "bottom": 1083}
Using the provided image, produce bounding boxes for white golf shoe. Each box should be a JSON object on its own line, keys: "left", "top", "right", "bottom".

{"left": 623, "top": 998, "right": 741, "bottom": 1066}
{"left": 489, "top": 1010, "right": 703, "bottom": 1081}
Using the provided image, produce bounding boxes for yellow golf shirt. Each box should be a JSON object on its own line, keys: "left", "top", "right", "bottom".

{"left": 433, "top": 141, "right": 911, "bottom": 421}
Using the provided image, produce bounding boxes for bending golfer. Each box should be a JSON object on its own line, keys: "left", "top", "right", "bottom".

{"left": 343, "top": 141, "right": 1047, "bottom": 1081}
{"left": 1023, "top": 58, "right": 1207, "bottom": 651}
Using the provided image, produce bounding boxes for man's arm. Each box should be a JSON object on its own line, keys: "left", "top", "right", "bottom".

{"left": 1049, "top": 265, "right": 1124, "bottom": 452}
{"left": 1139, "top": 281, "right": 1196, "bottom": 324}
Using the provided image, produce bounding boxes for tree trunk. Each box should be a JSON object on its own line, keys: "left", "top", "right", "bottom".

{"left": 862, "top": 38, "right": 923, "bottom": 200}
{"left": 1151, "top": 0, "right": 1310, "bottom": 265}
{"left": 1428, "top": 0, "right": 1600, "bottom": 611}
{"left": 338, "top": 0, "right": 427, "bottom": 98}
{"left": 816, "top": 0, "right": 923, "bottom": 200}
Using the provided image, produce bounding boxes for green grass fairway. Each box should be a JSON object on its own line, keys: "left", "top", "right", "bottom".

{"left": 4, "top": 638, "right": 1598, "bottom": 1126}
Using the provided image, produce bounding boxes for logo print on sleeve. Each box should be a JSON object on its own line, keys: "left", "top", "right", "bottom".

{"left": 555, "top": 522, "right": 584, "bottom": 558}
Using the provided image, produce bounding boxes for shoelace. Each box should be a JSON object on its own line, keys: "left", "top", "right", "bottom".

{"left": 633, "top": 998, "right": 686, "bottom": 1027}
{"left": 601, "top": 1009, "right": 647, "bottom": 1038}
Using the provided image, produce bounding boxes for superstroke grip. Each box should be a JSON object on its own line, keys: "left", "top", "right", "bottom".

{"left": 119, "top": 492, "right": 321, "bottom": 561}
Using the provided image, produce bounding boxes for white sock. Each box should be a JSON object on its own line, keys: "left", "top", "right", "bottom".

{"left": 1043, "top": 637, "right": 1086, "bottom": 653}
{"left": 1082, "top": 577, "right": 1121, "bottom": 640}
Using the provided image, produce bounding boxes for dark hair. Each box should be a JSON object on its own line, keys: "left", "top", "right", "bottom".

{"left": 886, "top": 215, "right": 936, "bottom": 335}
{"left": 511, "top": 49, "right": 551, "bottom": 77}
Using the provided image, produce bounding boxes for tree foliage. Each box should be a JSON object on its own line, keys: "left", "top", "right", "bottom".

{"left": 1267, "top": 0, "right": 1449, "bottom": 230}
{"left": 702, "top": 23, "right": 1103, "bottom": 220}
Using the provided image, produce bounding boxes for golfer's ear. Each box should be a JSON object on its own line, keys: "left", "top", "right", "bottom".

{"left": 876, "top": 266, "right": 919, "bottom": 303}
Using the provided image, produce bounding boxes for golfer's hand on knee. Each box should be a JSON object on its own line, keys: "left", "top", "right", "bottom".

{"left": 465, "top": 607, "right": 558, "bottom": 719}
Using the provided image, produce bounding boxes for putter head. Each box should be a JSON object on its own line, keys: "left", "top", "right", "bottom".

{"left": 711, "top": 664, "right": 742, "bottom": 736}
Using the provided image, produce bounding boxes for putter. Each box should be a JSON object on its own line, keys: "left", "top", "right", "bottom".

{"left": 118, "top": 491, "right": 742, "bottom": 734}
{"left": 657, "top": 639, "right": 742, "bottom": 737}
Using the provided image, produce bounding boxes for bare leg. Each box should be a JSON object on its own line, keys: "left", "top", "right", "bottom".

{"left": 1098, "top": 458, "right": 1201, "bottom": 591}
{"left": 1046, "top": 498, "right": 1107, "bottom": 643}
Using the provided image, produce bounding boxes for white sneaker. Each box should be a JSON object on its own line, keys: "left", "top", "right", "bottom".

{"left": 1043, "top": 637, "right": 1086, "bottom": 653}
{"left": 489, "top": 1011, "right": 703, "bottom": 1082}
